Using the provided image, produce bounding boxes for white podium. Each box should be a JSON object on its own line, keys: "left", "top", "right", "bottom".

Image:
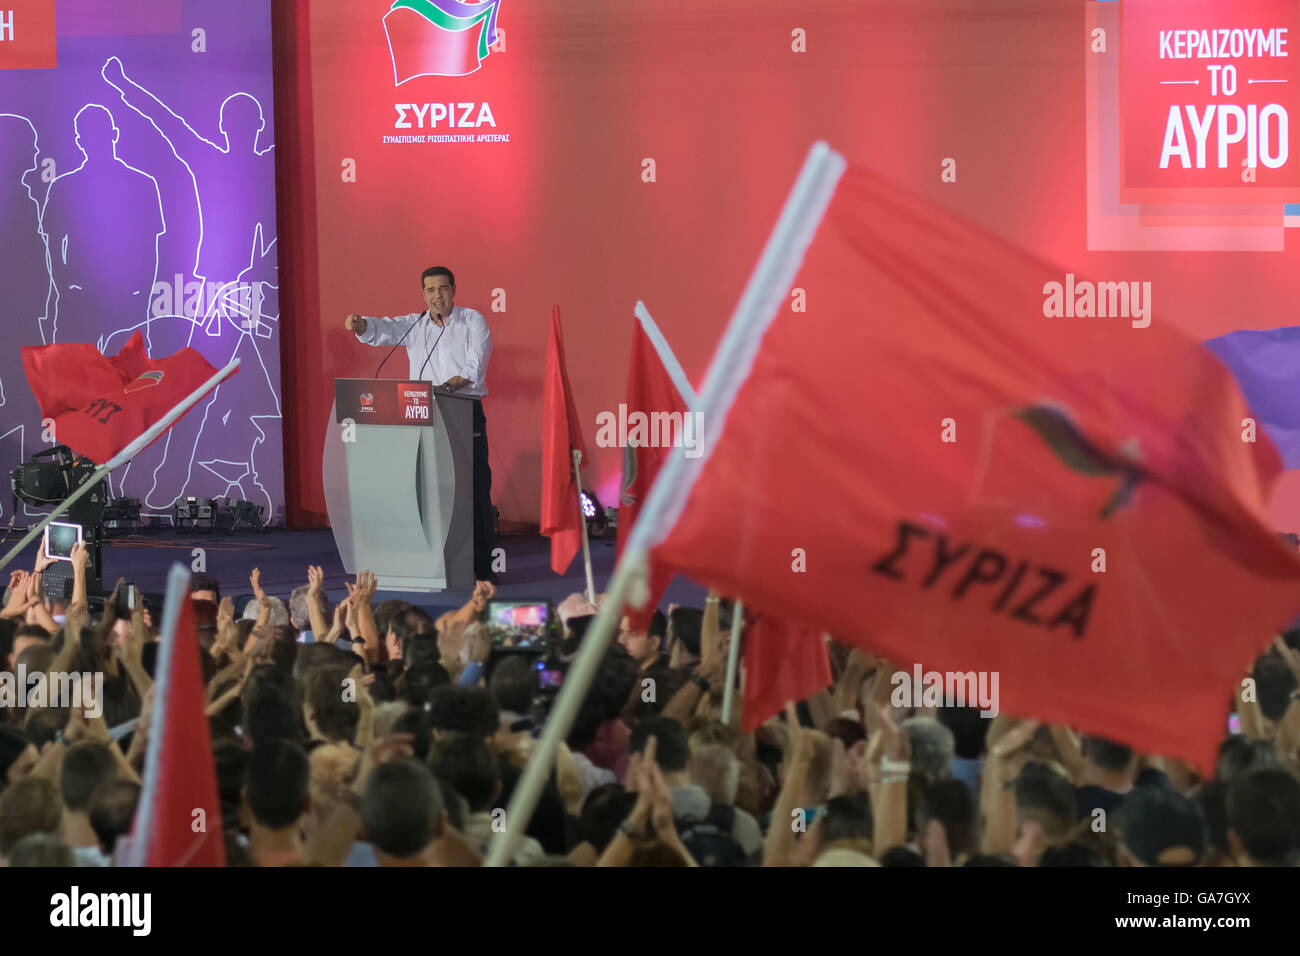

{"left": 323, "top": 378, "right": 475, "bottom": 592}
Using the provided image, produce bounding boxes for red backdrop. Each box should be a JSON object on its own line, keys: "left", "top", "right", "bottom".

{"left": 274, "top": 0, "right": 1300, "bottom": 531}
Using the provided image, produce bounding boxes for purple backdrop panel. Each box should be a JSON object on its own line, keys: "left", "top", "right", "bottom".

{"left": 0, "top": 0, "right": 283, "bottom": 523}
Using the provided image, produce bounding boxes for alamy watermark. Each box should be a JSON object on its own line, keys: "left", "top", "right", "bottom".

{"left": 890, "top": 664, "right": 999, "bottom": 718}
{"left": 595, "top": 404, "right": 703, "bottom": 459}
{"left": 0, "top": 667, "right": 104, "bottom": 717}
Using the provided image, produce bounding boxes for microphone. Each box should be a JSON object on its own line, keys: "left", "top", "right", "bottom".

{"left": 416, "top": 311, "right": 447, "bottom": 383}
{"left": 373, "top": 311, "right": 427, "bottom": 378}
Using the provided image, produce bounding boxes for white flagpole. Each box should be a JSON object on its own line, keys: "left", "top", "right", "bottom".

{"left": 572, "top": 448, "right": 597, "bottom": 604}
{"left": 721, "top": 599, "right": 745, "bottom": 724}
{"left": 486, "top": 142, "right": 845, "bottom": 867}
{"left": 634, "top": 301, "right": 699, "bottom": 411}
{"left": 0, "top": 358, "right": 240, "bottom": 575}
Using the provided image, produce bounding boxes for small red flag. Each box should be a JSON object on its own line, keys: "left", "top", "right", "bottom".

{"left": 21, "top": 331, "right": 224, "bottom": 465}
{"left": 742, "top": 613, "right": 832, "bottom": 733}
{"left": 618, "top": 314, "right": 694, "bottom": 630}
{"left": 121, "top": 565, "right": 225, "bottom": 866}
{"left": 541, "top": 306, "right": 588, "bottom": 575}
{"left": 639, "top": 154, "right": 1300, "bottom": 774}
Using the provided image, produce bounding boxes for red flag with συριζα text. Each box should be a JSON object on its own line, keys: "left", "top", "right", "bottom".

{"left": 21, "top": 331, "right": 225, "bottom": 465}
{"left": 637, "top": 151, "right": 1300, "bottom": 775}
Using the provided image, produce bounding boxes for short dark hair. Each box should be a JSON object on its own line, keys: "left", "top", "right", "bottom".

{"left": 305, "top": 666, "right": 360, "bottom": 744}
{"left": 214, "top": 741, "right": 249, "bottom": 831}
{"left": 22, "top": 709, "right": 69, "bottom": 752}
{"left": 1226, "top": 767, "right": 1300, "bottom": 865}
{"left": 243, "top": 685, "right": 301, "bottom": 748}
{"left": 880, "top": 845, "right": 925, "bottom": 867}
{"left": 1216, "top": 735, "right": 1279, "bottom": 783}
{"left": 823, "top": 792, "right": 873, "bottom": 844}
{"left": 293, "top": 641, "right": 351, "bottom": 686}
{"left": 1254, "top": 653, "right": 1298, "bottom": 722}
{"left": 0, "top": 726, "right": 32, "bottom": 782}
{"left": 89, "top": 780, "right": 140, "bottom": 856}
{"left": 589, "top": 644, "right": 638, "bottom": 722}
{"left": 1014, "top": 763, "right": 1077, "bottom": 838}
{"left": 420, "top": 266, "right": 455, "bottom": 289}
{"left": 824, "top": 717, "right": 867, "bottom": 752}
{"left": 191, "top": 575, "right": 221, "bottom": 599}
{"left": 374, "top": 600, "right": 411, "bottom": 641}
{"left": 1038, "top": 842, "right": 1108, "bottom": 866}
{"left": 917, "top": 779, "right": 977, "bottom": 858}
{"left": 6, "top": 832, "right": 76, "bottom": 867}
{"left": 648, "top": 610, "right": 667, "bottom": 642}
{"left": 1083, "top": 736, "right": 1133, "bottom": 773}
{"left": 362, "top": 759, "right": 444, "bottom": 858}
{"left": 628, "top": 716, "right": 690, "bottom": 773}
{"left": 13, "top": 623, "right": 51, "bottom": 643}
{"left": 245, "top": 663, "right": 298, "bottom": 704}
{"left": 390, "top": 606, "right": 434, "bottom": 659}
{"left": 428, "top": 685, "right": 499, "bottom": 737}
{"left": 668, "top": 607, "right": 703, "bottom": 657}
{"left": 1195, "top": 780, "right": 1231, "bottom": 860}
{"left": 938, "top": 706, "right": 990, "bottom": 760}
{"left": 0, "top": 777, "right": 61, "bottom": 854}
{"left": 60, "top": 742, "right": 118, "bottom": 813}
{"left": 402, "top": 662, "right": 452, "bottom": 709}
{"left": 488, "top": 655, "right": 535, "bottom": 715}
{"left": 246, "top": 740, "right": 310, "bottom": 830}
{"left": 428, "top": 736, "right": 500, "bottom": 812}
{"left": 392, "top": 708, "right": 435, "bottom": 764}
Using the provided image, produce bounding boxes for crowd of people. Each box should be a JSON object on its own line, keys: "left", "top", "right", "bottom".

{"left": 0, "top": 541, "right": 1299, "bottom": 867}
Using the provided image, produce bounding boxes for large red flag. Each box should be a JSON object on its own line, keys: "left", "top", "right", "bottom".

{"left": 742, "top": 613, "right": 833, "bottom": 733}
{"left": 541, "top": 306, "right": 588, "bottom": 575}
{"left": 21, "top": 331, "right": 224, "bottom": 465}
{"left": 634, "top": 149, "right": 1300, "bottom": 773}
{"left": 618, "top": 307, "right": 696, "bottom": 630}
{"left": 120, "top": 565, "right": 225, "bottom": 866}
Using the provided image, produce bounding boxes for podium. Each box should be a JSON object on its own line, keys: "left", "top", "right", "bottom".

{"left": 324, "top": 378, "right": 475, "bottom": 592}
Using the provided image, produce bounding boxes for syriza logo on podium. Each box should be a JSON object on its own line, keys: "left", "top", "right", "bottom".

{"left": 383, "top": 0, "right": 502, "bottom": 83}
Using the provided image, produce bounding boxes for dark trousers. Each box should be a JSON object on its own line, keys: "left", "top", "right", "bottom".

{"left": 472, "top": 399, "right": 496, "bottom": 581}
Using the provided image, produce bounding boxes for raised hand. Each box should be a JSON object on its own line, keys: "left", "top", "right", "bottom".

{"left": 217, "top": 595, "right": 235, "bottom": 633}
{"left": 1, "top": 571, "right": 36, "bottom": 619}
{"left": 250, "top": 567, "right": 265, "bottom": 602}
{"left": 307, "top": 565, "right": 324, "bottom": 597}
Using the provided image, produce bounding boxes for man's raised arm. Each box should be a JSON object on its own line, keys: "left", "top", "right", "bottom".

{"left": 345, "top": 312, "right": 419, "bottom": 347}
{"left": 101, "top": 56, "right": 202, "bottom": 157}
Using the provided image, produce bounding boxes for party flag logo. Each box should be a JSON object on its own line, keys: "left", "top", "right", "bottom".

{"left": 383, "top": 0, "right": 501, "bottom": 84}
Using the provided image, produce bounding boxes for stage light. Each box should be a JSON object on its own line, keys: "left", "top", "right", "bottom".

{"left": 580, "top": 490, "right": 612, "bottom": 540}
{"left": 176, "top": 496, "right": 217, "bottom": 531}
{"left": 223, "top": 498, "right": 267, "bottom": 533}
{"left": 103, "top": 498, "right": 141, "bottom": 534}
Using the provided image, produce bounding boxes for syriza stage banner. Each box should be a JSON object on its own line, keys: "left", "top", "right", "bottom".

{"left": 0, "top": 0, "right": 283, "bottom": 523}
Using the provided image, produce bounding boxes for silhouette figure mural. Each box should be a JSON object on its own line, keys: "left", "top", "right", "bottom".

{"left": 0, "top": 9, "right": 283, "bottom": 521}
{"left": 40, "top": 105, "right": 165, "bottom": 351}
{"left": 0, "top": 114, "right": 49, "bottom": 511}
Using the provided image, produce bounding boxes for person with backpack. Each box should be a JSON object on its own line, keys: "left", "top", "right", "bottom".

{"left": 628, "top": 717, "right": 761, "bottom": 866}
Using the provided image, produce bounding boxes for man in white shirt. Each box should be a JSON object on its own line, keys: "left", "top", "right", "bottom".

{"left": 346, "top": 266, "right": 496, "bottom": 580}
